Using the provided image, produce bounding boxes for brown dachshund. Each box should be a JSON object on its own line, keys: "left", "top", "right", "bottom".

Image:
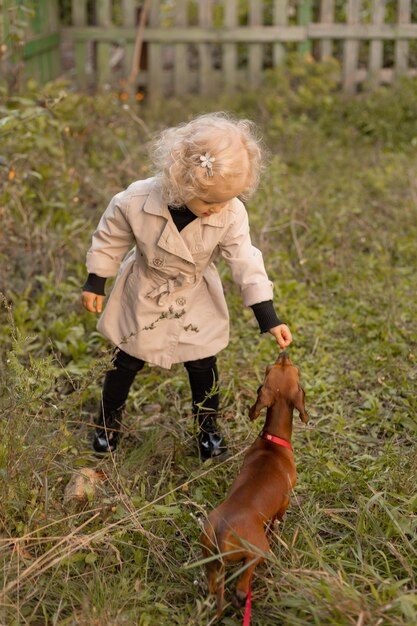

{"left": 200, "top": 352, "right": 308, "bottom": 615}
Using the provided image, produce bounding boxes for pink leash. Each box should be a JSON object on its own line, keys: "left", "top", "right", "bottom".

{"left": 243, "top": 575, "right": 252, "bottom": 626}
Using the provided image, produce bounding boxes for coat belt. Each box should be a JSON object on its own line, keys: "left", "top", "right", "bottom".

{"left": 146, "top": 272, "right": 196, "bottom": 306}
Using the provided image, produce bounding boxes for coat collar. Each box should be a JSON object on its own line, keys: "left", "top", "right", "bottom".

{"left": 142, "top": 184, "right": 194, "bottom": 263}
{"left": 141, "top": 181, "right": 232, "bottom": 263}
{"left": 143, "top": 183, "right": 228, "bottom": 228}
{"left": 200, "top": 212, "right": 227, "bottom": 227}
{"left": 143, "top": 181, "right": 165, "bottom": 216}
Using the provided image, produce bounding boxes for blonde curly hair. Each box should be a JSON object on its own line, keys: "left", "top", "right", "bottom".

{"left": 149, "top": 112, "right": 263, "bottom": 207}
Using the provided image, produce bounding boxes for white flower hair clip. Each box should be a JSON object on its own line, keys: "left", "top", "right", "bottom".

{"left": 200, "top": 152, "right": 215, "bottom": 177}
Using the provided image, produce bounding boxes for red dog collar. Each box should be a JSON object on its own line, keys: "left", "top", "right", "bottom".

{"left": 260, "top": 430, "right": 293, "bottom": 451}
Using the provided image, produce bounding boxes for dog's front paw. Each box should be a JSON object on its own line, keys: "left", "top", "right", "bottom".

{"left": 232, "top": 589, "right": 247, "bottom": 608}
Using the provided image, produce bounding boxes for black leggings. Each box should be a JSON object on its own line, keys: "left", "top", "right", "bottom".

{"left": 101, "top": 349, "right": 219, "bottom": 419}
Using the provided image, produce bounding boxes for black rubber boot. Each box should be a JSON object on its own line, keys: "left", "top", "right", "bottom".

{"left": 92, "top": 352, "right": 144, "bottom": 454}
{"left": 197, "top": 412, "right": 228, "bottom": 461}
{"left": 185, "top": 356, "right": 228, "bottom": 460}
{"left": 92, "top": 406, "right": 123, "bottom": 453}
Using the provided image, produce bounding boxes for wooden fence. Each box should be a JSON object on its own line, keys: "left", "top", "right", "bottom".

{"left": 2, "top": 1, "right": 417, "bottom": 96}
{"left": 61, "top": 0, "right": 417, "bottom": 96}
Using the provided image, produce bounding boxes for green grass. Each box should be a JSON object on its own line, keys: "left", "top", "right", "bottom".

{"left": 1, "top": 62, "right": 417, "bottom": 625}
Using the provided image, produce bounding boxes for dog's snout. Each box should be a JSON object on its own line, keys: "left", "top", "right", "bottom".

{"left": 277, "top": 351, "right": 291, "bottom": 364}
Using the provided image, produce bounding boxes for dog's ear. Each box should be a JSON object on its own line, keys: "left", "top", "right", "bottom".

{"left": 248, "top": 384, "right": 273, "bottom": 420}
{"left": 294, "top": 385, "right": 309, "bottom": 423}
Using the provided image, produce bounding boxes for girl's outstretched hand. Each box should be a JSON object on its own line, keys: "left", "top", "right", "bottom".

{"left": 269, "top": 324, "right": 293, "bottom": 350}
{"left": 82, "top": 291, "right": 104, "bottom": 313}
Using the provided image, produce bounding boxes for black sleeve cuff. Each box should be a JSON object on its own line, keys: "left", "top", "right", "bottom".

{"left": 250, "top": 300, "right": 283, "bottom": 333}
{"left": 82, "top": 273, "right": 107, "bottom": 296}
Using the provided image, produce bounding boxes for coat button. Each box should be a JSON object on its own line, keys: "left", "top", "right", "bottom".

{"left": 176, "top": 297, "right": 186, "bottom": 306}
{"left": 153, "top": 257, "right": 163, "bottom": 267}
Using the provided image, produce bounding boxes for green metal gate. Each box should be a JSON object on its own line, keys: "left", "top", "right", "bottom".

{"left": 0, "top": 0, "right": 61, "bottom": 89}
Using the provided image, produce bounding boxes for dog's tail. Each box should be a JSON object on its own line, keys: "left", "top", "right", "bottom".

{"left": 216, "top": 561, "right": 225, "bottom": 618}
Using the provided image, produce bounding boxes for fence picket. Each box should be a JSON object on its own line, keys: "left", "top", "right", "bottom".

{"left": 122, "top": 0, "right": 137, "bottom": 79}
{"left": 198, "top": 0, "right": 213, "bottom": 96}
{"left": 343, "top": 0, "right": 361, "bottom": 93}
{"left": 174, "top": 0, "right": 188, "bottom": 94}
{"left": 96, "top": 0, "right": 112, "bottom": 87}
{"left": 223, "top": 0, "right": 238, "bottom": 92}
{"left": 395, "top": 0, "right": 411, "bottom": 77}
{"left": 369, "top": 0, "right": 386, "bottom": 88}
{"left": 273, "top": 0, "right": 288, "bottom": 66}
{"left": 249, "top": 0, "right": 263, "bottom": 89}
{"left": 148, "top": 0, "right": 163, "bottom": 97}
{"left": 48, "top": 0, "right": 60, "bottom": 78}
{"left": 298, "top": 0, "right": 313, "bottom": 56}
{"left": 72, "top": 0, "right": 88, "bottom": 87}
{"left": 40, "top": 0, "right": 49, "bottom": 81}
{"left": 319, "top": 0, "right": 334, "bottom": 59}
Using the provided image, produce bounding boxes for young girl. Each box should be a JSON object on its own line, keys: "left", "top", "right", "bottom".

{"left": 82, "top": 112, "right": 292, "bottom": 460}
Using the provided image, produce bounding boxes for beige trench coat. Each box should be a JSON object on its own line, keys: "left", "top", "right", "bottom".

{"left": 86, "top": 177, "right": 274, "bottom": 368}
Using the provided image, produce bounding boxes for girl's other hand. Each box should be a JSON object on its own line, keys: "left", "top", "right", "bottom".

{"left": 269, "top": 324, "right": 292, "bottom": 350}
{"left": 82, "top": 291, "right": 104, "bottom": 313}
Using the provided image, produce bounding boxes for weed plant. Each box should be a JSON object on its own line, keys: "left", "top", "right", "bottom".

{"left": 1, "top": 59, "right": 416, "bottom": 625}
